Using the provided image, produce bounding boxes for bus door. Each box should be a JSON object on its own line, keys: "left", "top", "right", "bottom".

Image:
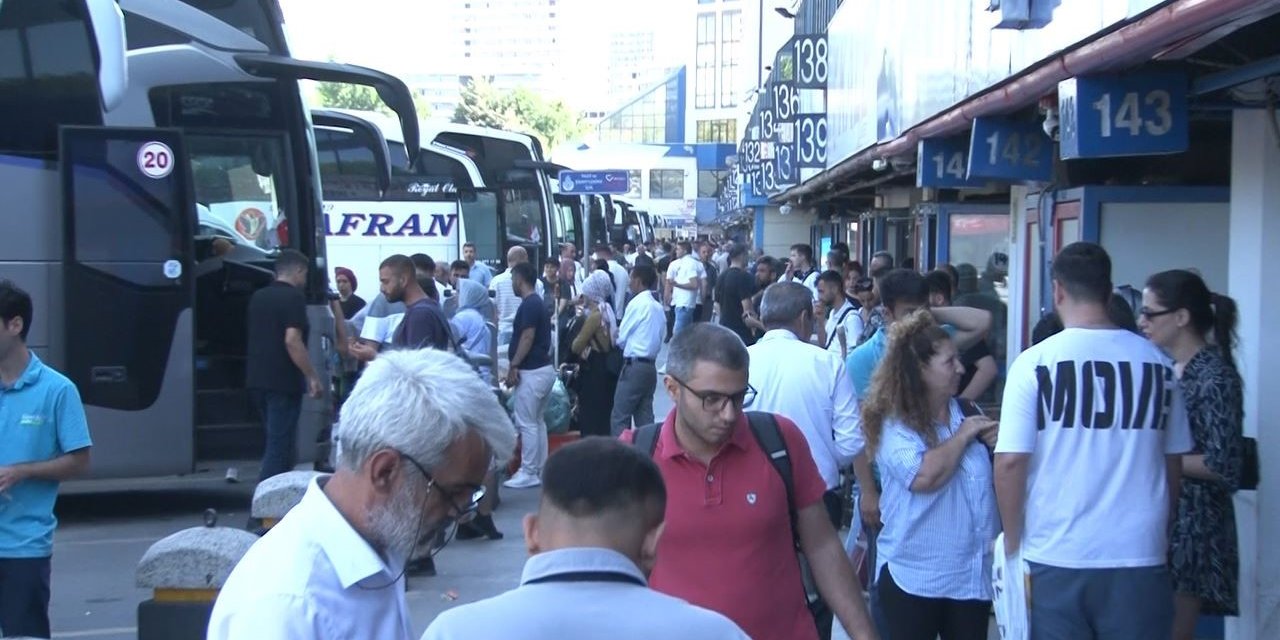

{"left": 60, "top": 127, "right": 198, "bottom": 477}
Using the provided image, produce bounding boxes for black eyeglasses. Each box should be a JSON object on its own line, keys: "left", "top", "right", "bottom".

{"left": 669, "top": 375, "right": 756, "bottom": 412}
{"left": 399, "top": 453, "right": 485, "bottom": 556}
{"left": 1139, "top": 307, "right": 1178, "bottom": 320}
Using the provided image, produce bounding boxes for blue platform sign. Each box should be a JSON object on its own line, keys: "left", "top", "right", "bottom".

{"left": 557, "top": 170, "right": 630, "bottom": 195}
{"left": 1059, "top": 70, "right": 1189, "bottom": 159}
{"left": 967, "top": 117, "right": 1054, "bottom": 182}
{"left": 917, "top": 136, "right": 987, "bottom": 188}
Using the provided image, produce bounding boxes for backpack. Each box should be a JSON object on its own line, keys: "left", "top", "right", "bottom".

{"left": 632, "top": 413, "right": 833, "bottom": 637}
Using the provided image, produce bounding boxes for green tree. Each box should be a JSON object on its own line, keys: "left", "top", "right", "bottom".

{"left": 453, "top": 78, "right": 585, "bottom": 148}
{"left": 314, "top": 82, "right": 388, "bottom": 113}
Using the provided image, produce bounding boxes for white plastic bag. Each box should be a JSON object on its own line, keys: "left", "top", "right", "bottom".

{"left": 991, "top": 533, "right": 1030, "bottom": 640}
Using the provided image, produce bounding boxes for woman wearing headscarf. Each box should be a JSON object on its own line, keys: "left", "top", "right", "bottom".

{"left": 570, "top": 270, "right": 621, "bottom": 437}
{"left": 334, "top": 267, "right": 365, "bottom": 319}
{"left": 449, "top": 279, "right": 494, "bottom": 384}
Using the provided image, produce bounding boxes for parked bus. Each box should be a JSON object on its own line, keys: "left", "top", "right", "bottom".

{"left": 317, "top": 110, "right": 559, "bottom": 283}
{"left": 0, "top": 0, "right": 418, "bottom": 479}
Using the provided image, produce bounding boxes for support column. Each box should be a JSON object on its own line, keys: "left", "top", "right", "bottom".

{"left": 1227, "top": 109, "right": 1280, "bottom": 640}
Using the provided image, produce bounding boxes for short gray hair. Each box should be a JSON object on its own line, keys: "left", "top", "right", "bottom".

{"left": 760, "top": 282, "right": 812, "bottom": 329}
{"left": 666, "top": 323, "right": 748, "bottom": 381}
{"left": 335, "top": 349, "right": 516, "bottom": 472}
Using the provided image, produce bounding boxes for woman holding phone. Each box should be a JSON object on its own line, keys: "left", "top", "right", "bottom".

{"left": 859, "top": 310, "right": 1000, "bottom": 640}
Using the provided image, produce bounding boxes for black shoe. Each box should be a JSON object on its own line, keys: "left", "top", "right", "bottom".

{"left": 457, "top": 514, "right": 503, "bottom": 541}
{"left": 406, "top": 556, "right": 436, "bottom": 577}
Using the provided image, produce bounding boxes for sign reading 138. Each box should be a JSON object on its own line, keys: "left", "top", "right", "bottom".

{"left": 792, "top": 35, "right": 828, "bottom": 88}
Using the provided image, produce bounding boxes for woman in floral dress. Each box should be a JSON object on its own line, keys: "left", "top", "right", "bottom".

{"left": 1139, "top": 269, "right": 1245, "bottom": 640}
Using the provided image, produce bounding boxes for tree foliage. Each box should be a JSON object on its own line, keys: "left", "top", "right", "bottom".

{"left": 314, "top": 82, "right": 431, "bottom": 119}
{"left": 452, "top": 78, "right": 585, "bottom": 148}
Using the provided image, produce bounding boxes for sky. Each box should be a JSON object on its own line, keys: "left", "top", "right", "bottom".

{"left": 278, "top": 0, "right": 690, "bottom": 108}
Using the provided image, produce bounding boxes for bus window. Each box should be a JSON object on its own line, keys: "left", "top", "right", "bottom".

{"left": 315, "top": 127, "right": 382, "bottom": 201}
{"left": 504, "top": 186, "right": 544, "bottom": 246}
{"left": 188, "top": 134, "right": 293, "bottom": 252}
{"left": 0, "top": 0, "right": 103, "bottom": 157}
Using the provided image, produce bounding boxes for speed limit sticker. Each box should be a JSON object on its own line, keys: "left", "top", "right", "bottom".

{"left": 137, "top": 141, "right": 174, "bottom": 179}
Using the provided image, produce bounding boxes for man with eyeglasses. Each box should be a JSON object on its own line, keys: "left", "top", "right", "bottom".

{"left": 621, "top": 323, "right": 879, "bottom": 640}
{"left": 209, "top": 349, "right": 516, "bottom": 640}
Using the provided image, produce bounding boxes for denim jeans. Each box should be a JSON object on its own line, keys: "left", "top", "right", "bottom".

{"left": 252, "top": 389, "right": 303, "bottom": 482}
{"left": 672, "top": 306, "right": 696, "bottom": 337}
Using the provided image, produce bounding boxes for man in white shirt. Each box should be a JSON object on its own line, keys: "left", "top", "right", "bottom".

{"left": 815, "top": 270, "right": 864, "bottom": 361}
{"left": 612, "top": 266, "right": 667, "bottom": 435}
{"left": 208, "top": 349, "right": 516, "bottom": 640}
{"left": 665, "top": 240, "right": 705, "bottom": 337}
{"left": 422, "top": 438, "right": 748, "bottom": 640}
{"left": 747, "top": 282, "right": 863, "bottom": 528}
{"left": 783, "top": 243, "right": 821, "bottom": 299}
{"left": 995, "top": 242, "right": 1193, "bottom": 640}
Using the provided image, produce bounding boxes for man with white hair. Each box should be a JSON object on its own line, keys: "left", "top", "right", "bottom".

{"left": 208, "top": 349, "right": 516, "bottom": 640}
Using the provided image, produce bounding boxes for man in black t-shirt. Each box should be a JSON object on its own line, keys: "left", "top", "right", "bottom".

{"left": 696, "top": 241, "right": 719, "bottom": 323}
{"left": 504, "top": 262, "right": 556, "bottom": 489}
{"left": 926, "top": 269, "right": 997, "bottom": 400}
{"left": 715, "top": 244, "right": 757, "bottom": 346}
{"left": 245, "top": 249, "right": 322, "bottom": 483}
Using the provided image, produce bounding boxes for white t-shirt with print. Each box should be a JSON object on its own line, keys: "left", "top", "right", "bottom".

{"left": 996, "top": 328, "right": 1193, "bottom": 569}
{"left": 666, "top": 255, "right": 705, "bottom": 309}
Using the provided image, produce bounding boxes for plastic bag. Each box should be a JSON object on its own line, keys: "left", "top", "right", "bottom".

{"left": 991, "top": 533, "right": 1030, "bottom": 640}
{"left": 506, "top": 378, "right": 571, "bottom": 434}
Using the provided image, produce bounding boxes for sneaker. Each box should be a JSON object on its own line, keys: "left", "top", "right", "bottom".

{"left": 503, "top": 471, "right": 541, "bottom": 489}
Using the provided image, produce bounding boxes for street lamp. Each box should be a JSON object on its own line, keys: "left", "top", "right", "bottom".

{"left": 774, "top": 7, "right": 796, "bottom": 19}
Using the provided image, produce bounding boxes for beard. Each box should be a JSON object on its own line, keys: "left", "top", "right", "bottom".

{"left": 367, "top": 479, "right": 427, "bottom": 561}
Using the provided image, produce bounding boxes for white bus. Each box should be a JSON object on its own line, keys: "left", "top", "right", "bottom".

{"left": 0, "top": 0, "right": 418, "bottom": 479}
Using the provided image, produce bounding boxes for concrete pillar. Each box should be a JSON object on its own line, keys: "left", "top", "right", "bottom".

{"left": 1226, "top": 109, "right": 1280, "bottom": 640}
{"left": 135, "top": 525, "right": 260, "bottom": 640}
{"left": 251, "top": 470, "right": 322, "bottom": 529}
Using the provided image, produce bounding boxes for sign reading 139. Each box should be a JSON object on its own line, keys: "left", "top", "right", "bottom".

{"left": 797, "top": 114, "right": 827, "bottom": 168}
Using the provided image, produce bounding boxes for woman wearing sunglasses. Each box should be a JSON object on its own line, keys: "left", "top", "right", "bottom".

{"left": 1139, "top": 269, "right": 1245, "bottom": 640}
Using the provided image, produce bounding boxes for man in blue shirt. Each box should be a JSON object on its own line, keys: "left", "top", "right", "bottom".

{"left": 464, "top": 242, "right": 494, "bottom": 288}
{"left": 0, "top": 280, "right": 92, "bottom": 637}
{"left": 422, "top": 438, "right": 749, "bottom": 640}
{"left": 504, "top": 263, "right": 556, "bottom": 489}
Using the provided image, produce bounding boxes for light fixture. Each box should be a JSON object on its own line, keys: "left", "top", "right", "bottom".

{"left": 774, "top": 7, "right": 797, "bottom": 19}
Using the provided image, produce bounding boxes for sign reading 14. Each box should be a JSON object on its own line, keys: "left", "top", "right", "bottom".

{"left": 1091, "top": 89, "right": 1173, "bottom": 138}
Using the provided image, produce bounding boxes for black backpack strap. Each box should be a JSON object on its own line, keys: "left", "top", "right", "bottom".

{"left": 745, "top": 411, "right": 798, "bottom": 547}
{"left": 824, "top": 305, "right": 857, "bottom": 349}
{"left": 632, "top": 422, "right": 662, "bottom": 457}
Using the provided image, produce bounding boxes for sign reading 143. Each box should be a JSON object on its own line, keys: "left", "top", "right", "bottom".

{"left": 1059, "top": 71, "right": 1189, "bottom": 159}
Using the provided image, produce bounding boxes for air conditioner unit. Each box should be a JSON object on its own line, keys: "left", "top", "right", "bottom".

{"left": 987, "top": 0, "right": 1058, "bottom": 30}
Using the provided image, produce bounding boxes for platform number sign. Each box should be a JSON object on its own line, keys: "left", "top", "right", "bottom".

{"left": 1059, "top": 71, "right": 1189, "bottom": 159}
{"left": 797, "top": 114, "right": 827, "bottom": 168}
{"left": 966, "top": 117, "right": 1053, "bottom": 182}
{"left": 917, "top": 136, "right": 986, "bottom": 188}
{"left": 137, "top": 141, "right": 175, "bottom": 179}
{"left": 772, "top": 83, "right": 798, "bottom": 123}
{"left": 792, "top": 35, "right": 828, "bottom": 88}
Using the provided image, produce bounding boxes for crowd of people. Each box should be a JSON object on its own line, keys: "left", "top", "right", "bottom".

{"left": 204, "top": 235, "right": 1246, "bottom": 640}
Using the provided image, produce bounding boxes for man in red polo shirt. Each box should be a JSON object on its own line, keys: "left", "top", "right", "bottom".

{"left": 622, "top": 323, "right": 878, "bottom": 640}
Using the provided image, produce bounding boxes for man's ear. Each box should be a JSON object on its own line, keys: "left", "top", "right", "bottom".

{"left": 523, "top": 513, "right": 540, "bottom": 556}
{"left": 639, "top": 522, "right": 665, "bottom": 577}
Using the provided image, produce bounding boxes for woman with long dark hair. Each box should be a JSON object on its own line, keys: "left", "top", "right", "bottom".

{"left": 860, "top": 310, "right": 1000, "bottom": 640}
{"left": 1139, "top": 270, "right": 1244, "bottom": 640}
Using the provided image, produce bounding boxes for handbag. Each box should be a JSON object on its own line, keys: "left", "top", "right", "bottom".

{"left": 604, "top": 346, "right": 625, "bottom": 376}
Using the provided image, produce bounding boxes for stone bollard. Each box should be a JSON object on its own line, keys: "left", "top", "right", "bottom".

{"left": 251, "top": 469, "right": 322, "bottom": 530}
{"left": 135, "top": 513, "right": 259, "bottom": 640}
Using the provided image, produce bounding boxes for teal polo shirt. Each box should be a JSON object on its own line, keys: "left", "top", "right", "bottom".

{"left": 0, "top": 353, "right": 92, "bottom": 558}
{"left": 845, "top": 324, "right": 957, "bottom": 399}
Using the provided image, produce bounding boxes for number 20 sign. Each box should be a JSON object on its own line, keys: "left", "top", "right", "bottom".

{"left": 1059, "top": 70, "right": 1189, "bottom": 159}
